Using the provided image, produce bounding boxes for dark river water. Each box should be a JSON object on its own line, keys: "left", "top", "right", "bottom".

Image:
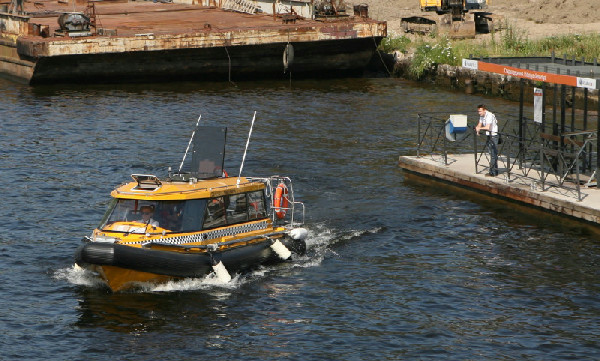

{"left": 1, "top": 77, "right": 599, "bottom": 360}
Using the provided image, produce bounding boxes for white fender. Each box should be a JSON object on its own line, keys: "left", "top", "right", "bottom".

{"left": 289, "top": 227, "right": 308, "bottom": 240}
{"left": 271, "top": 239, "right": 292, "bottom": 260}
{"left": 283, "top": 43, "right": 294, "bottom": 71}
{"left": 212, "top": 261, "right": 232, "bottom": 283}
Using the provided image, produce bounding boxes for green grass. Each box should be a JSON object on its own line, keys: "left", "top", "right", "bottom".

{"left": 381, "top": 21, "right": 600, "bottom": 78}
{"left": 378, "top": 36, "right": 412, "bottom": 53}
{"left": 408, "top": 37, "right": 457, "bottom": 78}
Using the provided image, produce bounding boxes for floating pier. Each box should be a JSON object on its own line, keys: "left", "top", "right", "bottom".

{"left": 399, "top": 153, "right": 600, "bottom": 224}
{"left": 398, "top": 59, "right": 600, "bottom": 224}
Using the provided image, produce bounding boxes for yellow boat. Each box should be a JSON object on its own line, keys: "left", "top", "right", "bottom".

{"left": 75, "top": 124, "right": 307, "bottom": 292}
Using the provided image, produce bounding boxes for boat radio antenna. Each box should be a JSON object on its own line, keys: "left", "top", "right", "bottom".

{"left": 178, "top": 114, "right": 202, "bottom": 173}
{"left": 237, "top": 111, "right": 257, "bottom": 185}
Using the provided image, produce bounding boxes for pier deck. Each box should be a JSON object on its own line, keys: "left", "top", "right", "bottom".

{"left": 398, "top": 153, "right": 600, "bottom": 224}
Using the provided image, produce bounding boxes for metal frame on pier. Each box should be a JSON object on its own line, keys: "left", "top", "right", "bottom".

{"left": 462, "top": 57, "right": 600, "bottom": 188}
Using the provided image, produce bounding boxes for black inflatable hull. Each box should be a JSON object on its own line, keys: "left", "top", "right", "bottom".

{"left": 75, "top": 237, "right": 306, "bottom": 280}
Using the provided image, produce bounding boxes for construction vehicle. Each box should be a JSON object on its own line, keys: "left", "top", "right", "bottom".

{"left": 401, "top": 0, "right": 501, "bottom": 38}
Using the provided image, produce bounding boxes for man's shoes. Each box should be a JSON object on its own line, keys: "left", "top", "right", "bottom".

{"left": 485, "top": 173, "right": 496, "bottom": 177}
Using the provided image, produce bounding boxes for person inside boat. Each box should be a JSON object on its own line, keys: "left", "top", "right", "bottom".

{"left": 140, "top": 205, "right": 159, "bottom": 228}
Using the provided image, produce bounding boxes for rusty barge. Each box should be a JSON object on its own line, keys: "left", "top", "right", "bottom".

{"left": 0, "top": 0, "right": 387, "bottom": 84}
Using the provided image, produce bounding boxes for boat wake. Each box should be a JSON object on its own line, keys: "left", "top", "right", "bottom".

{"left": 54, "top": 264, "right": 107, "bottom": 288}
{"left": 55, "top": 224, "right": 383, "bottom": 293}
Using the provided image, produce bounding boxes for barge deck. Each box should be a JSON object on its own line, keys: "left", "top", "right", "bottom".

{"left": 0, "top": 0, "right": 387, "bottom": 84}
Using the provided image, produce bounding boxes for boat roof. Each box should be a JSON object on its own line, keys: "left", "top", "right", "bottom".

{"left": 111, "top": 175, "right": 265, "bottom": 200}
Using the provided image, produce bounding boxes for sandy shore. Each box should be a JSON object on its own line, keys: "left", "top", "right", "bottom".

{"left": 356, "top": 0, "right": 600, "bottom": 39}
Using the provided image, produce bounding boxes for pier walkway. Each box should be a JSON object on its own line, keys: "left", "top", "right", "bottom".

{"left": 398, "top": 153, "right": 600, "bottom": 224}
{"left": 402, "top": 56, "right": 600, "bottom": 225}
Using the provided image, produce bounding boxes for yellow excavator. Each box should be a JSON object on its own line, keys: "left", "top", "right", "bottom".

{"left": 401, "top": 0, "right": 501, "bottom": 38}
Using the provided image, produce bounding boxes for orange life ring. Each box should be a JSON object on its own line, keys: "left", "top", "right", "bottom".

{"left": 273, "top": 183, "right": 289, "bottom": 219}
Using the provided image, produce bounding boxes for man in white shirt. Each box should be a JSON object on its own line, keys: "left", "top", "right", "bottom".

{"left": 475, "top": 104, "right": 499, "bottom": 177}
{"left": 140, "top": 205, "right": 159, "bottom": 228}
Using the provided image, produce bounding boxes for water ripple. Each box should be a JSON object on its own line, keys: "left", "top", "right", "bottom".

{"left": 0, "top": 78, "right": 599, "bottom": 360}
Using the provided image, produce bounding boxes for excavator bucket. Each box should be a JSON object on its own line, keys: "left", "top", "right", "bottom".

{"left": 401, "top": 13, "right": 476, "bottom": 39}
{"left": 437, "top": 13, "right": 476, "bottom": 38}
{"left": 473, "top": 11, "right": 504, "bottom": 32}
{"left": 400, "top": 15, "right": 437, "bottom": 34}
{"left": 401, "top": 1, "right": 500, "bottom": 38}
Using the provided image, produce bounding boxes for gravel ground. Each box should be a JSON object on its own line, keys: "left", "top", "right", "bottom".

{"left": 353, "top": 0, "right": 600, "bottom": 38}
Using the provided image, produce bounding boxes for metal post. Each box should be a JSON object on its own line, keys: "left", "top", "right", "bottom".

{"left": 597, "top": 95, "right": 600, "bottom": 186}
{"left": 553, "top": 82, "right": 558, "bottom": 136}
{"left": 542, "top": 82, "right": 546, "bottom": 133}
{"left": 560, "top": 84, "right": 566, "bottom": 137}
{"left": 576, "top": 154, "right": 581, "bottom": 202}
{"left": 584, "top": 88, "right": 589, "bottom": 129}
{"left": 560, "top": 84, "right": 566, "bottom": 177}
{"left": 417, "top": 115, "right": 421, "bottom": 157}
{"left": 506, "top": 141, "right": 511, "bottom": 181}
{"left": 474, "top": 127, "right": 478, "bottom": 173}
{"left": 584, "top": 88, "right": 589, "bottom": 172}
{"left": 571, "top": 86, "right": 576, "bottom": 158}
{"left": 444, "top": 125, "right": 448, "bottom": 165}
{"left": 540, "top": 139, "right": 545, "bottom": 191}
{"left": 571, "top": 85, "right": 576, "bottom": 132}
{"left": 519, "top": 78, "right": 524, "bottom": 169}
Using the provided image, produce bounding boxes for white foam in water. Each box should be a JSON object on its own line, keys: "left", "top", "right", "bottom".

{"left": 53, "top": 264, "right": 106, "bottom": 288}
{"left": 57, "top": 225, "right": 381, "bottom": 292}
{"left": 292, "top": 224, "right": 384, "bottom": 269}
{"left": 148, "top": 272, "right": 243, "bottom": 292}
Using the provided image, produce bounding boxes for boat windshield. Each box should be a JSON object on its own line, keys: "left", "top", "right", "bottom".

{"left": 98, "top": 190, "right": 267, "bottom": 234}
{"left": 99, "top": 198, "right": 207, "bottom": 233}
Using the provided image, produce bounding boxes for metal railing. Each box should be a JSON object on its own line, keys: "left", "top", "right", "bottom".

{"left": 417, "top": 112, "right": 473, "bottom": 163}
{"left": 416, "top": 112, "right": 598, "bottom": 201}
{"left": 248, "top": 176, "right": 305, "bottom": 226}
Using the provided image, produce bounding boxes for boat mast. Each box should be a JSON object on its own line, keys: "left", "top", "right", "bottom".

{"left": 178, "top": 114, "right": 202, "bottom": 173}
{"left": 237, "top": 111, "right": 257, "bottom": 185}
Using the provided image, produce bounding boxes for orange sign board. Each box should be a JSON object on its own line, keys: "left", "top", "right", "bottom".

{"left": 462, "top": 59, "right": 598, "bottom": 89}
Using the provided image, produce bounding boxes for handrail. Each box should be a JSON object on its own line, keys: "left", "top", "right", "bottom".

{"left": 416, "top": 111, "right": 598, "bottom": 201}
{"left": 247, "top": 176, "right": 305, "bottom": 226}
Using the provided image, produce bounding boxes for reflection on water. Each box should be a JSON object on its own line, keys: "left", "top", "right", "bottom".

{"left": 1, "top": 77, "right": 599, "bottom": 360}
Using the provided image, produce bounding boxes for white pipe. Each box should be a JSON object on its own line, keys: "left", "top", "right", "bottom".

{"left": 178, "top": 114, "right": 202, "bottom": 173}
{"left": 237, "top": 111, "right": 257, "bottom": 185}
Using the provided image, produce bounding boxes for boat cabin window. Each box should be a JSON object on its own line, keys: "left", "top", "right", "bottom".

{"left": 226, "top": 193, "right": 248, "bottom": 224}
{"left": 203, "top": 190, "right": 267, "bottom": 229}
{"left": 203, "top": 196, "right": 227, "bottom": 229}
{"left": 99, "top": 190, "right": 267, "bottom": 234}
{"left": 202, "top": 190, "right": 267, "bottom": 229}
{"left": 248, "top": 190, "right": 266, "bottom": 220}
{"left": 179, "top": 199, "right": 207, "bottom": 232}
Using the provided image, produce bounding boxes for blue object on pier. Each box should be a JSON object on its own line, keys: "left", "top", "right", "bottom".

{"left": 445, "top": 114, "right": 469, "bottom": 142}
